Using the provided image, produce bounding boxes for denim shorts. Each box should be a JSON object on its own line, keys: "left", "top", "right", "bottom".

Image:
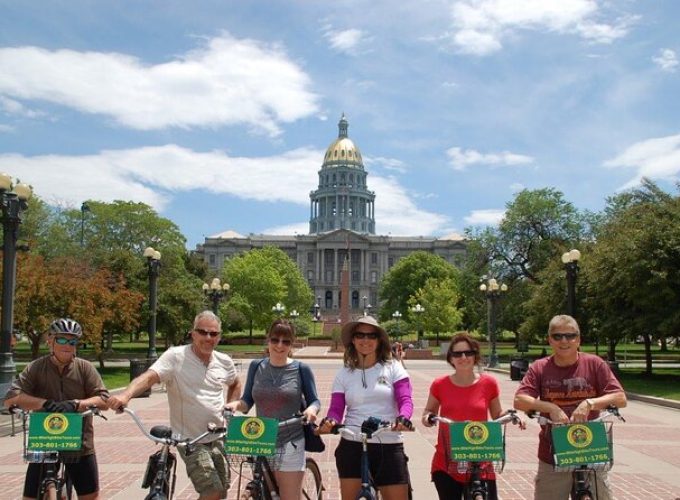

{"left": 268, "top": 436, "right": 306, "bottom": 472}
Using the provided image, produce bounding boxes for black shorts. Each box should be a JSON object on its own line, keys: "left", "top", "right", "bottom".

{"left": 335, "top": 438, "right": 410, "bottom": 487}
{"left": 24, "top": 454, "right": 99, "bottom": 498}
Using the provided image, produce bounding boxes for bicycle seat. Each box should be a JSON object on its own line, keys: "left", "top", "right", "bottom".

{"left": 150, "top": 425, "right": 173, "bottom": 439}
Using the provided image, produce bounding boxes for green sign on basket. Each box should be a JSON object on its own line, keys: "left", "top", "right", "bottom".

{"left": 449, "top": 421, "right": 504, "bottom": 461}
{"left": 551, "top": 422, "right": 611, "bottom": 467}
{"left": 225, "top": 416, "right": 279, "bottom": 457}
{"left": 28, "top": 412, "right": 83, "bottom": 451}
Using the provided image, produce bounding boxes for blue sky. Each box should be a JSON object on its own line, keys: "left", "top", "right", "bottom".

{"left": 1, "top": 0, "right": 679, "bottom": 249}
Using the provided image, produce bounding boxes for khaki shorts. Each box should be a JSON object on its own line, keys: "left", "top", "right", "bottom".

{"left": 178, "top": 439, "right": 230, "bottom": 498}
{"left": 534, "top": 460, "right": 611, "bottom": 500}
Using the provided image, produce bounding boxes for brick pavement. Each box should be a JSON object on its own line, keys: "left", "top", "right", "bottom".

{"left": 1, "top": 358, "right": 679, "bottom": 499}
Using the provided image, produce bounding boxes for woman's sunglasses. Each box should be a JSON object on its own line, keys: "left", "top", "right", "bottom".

{"left": 450, "top": 350, "right": 476, "bottom": 358}
{"left": 54, "top": 337, "right": 79, "bottom": 346}
{"left": 268, "top": 337, "right": 292, "bottom": 346}
{"left": 353, "top": 332, "right": 378, "bottom": 340}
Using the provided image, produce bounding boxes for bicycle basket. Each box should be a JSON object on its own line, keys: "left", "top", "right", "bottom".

{"left": 142, "top": 449, "right": 177, "bottom": 489}
{"left": 24, "top": 450, "right": 60, "bottom": 463}
{"left": 447, "top": 421, "right": 507, "bottom": 475}
{"left": 552, "top": 421, "right": 613, "bottom": 472}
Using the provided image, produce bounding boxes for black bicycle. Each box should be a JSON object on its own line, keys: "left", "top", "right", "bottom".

{"left": 323, "top": 417, "right": 412, "bottom": 500}
{"left": 528, "top": 405, "right": 625, "bottom": 500}
{"left": 122, "top": 407, "right": 228, "bottom": 500}
{"left": 11, "top": 405, "right": 107, "bottom": 500}
{"left": 427, "top": 410, "right": 521, "bottom": 500}
{"left": 229, "top": 414, "right": 323, "bottom": 500}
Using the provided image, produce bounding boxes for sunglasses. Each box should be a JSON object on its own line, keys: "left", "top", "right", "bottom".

{"left": 54, "top": 337, "right": 78, "bottom": 346}
{"left": 353, "top": 332, "right": 379, "bottom": 340}
{"left": 450, "top": 350, "right": 476, "bottom": 358}
{"left": 550, "top": 333, "right": 579, "bottom": 341}
{"left": 268, "top": 337, "right": 292, "bottom": 346}
{"left": 195, "top": 328, "right": 221, "bottom": 338}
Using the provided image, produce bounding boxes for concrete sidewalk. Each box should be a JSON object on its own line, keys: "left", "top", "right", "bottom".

{"left": 1, "top": 358, "right": 679, "bottom": 499}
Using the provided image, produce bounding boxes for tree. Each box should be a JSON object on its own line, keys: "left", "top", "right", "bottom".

{"left": 379, "top": 252, "right": 459, "bottom": 321}
{"left": 223, "top": 247, "right": 313, "bottom": 340}
{"left": 472, "top": 188, "right": 586, "bottom": 284}
{"left": 408, "top": 277, "right": 464, "bottom": 343}
{"left": 13, "top": 254, "right": 144, "bottom": 359}
{"left": 586, "top": 180, "right": 680, "bottom": 374}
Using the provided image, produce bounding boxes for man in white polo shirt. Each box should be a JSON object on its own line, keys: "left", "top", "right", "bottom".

{"left": 108, "top": 310, "right": 242, "bottom": 500}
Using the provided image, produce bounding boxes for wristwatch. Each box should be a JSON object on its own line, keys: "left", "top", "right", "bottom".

{"left": 584, "top": 398, "right": 595, "bottom": 410}
{"left": 73, "top": 399, "right": 81, "bottom": 412}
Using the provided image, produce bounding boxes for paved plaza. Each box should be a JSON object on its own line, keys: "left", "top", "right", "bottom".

{"left": 1, "top": 356, "right": 680, "bottom": 499}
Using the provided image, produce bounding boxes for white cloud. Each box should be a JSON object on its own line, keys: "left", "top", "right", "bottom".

{"left": 0, "top": 96, "right": 45, "bottom": 119}
{"left": 371, "top": 176, "right": 450, "bottom": 235}
{"left": 464, "top": 209, "right": 505, "bottom": 225}
{"left": 447, "top": 146, "right": 533, "bottom": 170}
{"left": 262, "top": 222, "right": 310, "bottom": 235}
{"left": 0, "top": 123, "right": 13, "bottom": 133}
{"left": 449, "top": 0, "right": 632, "bottom": 56}
{"left": 0, "top": 33, "right": 319, "bottom": 135}
{"left": 323, "top": 27, "right": 371, "bottom": 55}
{"left": 364, "top": 156, "right": 407, "bottom": 173}
{"left": 652, "top": 48, "right": 678, "bottom": 72}
{"left": 603, "top": 134, "right": 680, "bottom": 189}
{"left": 2, "top": 145, "right": 450, "bottom": 236}
{"left": 509, "top": 182, "right": 525, "bottom": 192}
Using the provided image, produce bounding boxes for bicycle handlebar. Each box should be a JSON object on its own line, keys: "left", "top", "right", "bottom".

{"left": 9, "top": 404, "right": 107, "bottom": 420}
{"left": 427, "top": 408, "right": 521, "bottom": 427}
{"left": 121, "top": 407, "right": 227, "bottom": 448}
{"left": 527, "top": 405, "right": 625, "bottom": 425}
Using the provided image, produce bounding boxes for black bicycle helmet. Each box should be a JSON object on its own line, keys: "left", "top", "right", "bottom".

{"left": 48, "top": 318, "right": 83, "bottom": 338}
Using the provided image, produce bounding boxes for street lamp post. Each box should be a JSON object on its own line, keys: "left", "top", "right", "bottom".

{"left": 392, "top": 311, "right": 402, "bottom": 339}
{"left": 202, "top": 278, "right": 230, "bottom": 315}
{"left": 362, "top": 296, "right": 368, "bottom": 316}
{"left": 0, "top": 174, "right": 32, "bottom": 385}
{"left": 561, "top": 249, "right": 581, "bottom": 319}
{"left": 312, "top": 299, "right": 321, "bottom": 336}
{"left": 411, "top": 303, "right": 425, "bottom": 347}
{"left": 80, "top": 202, "right": 90, "bottom": 248}
{"left": 289, "top": 309, "right": 299, "bottom": 323}
{"left": 143, "top": 246, "right": 161, "bottom": 361}
{"left": 480, "top": 278, "right": 508, "bottom": 368}
{"left": 272, "top": 302, "right": 285, "bottom": 317}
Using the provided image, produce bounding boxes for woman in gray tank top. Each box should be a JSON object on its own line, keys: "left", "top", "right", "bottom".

{"left": 225, "top": 320, "right": 321, "bottom": 500}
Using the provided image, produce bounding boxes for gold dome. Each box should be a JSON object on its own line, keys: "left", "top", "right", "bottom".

{"left": 322, "top": 114, "right": 364, "bottom": 169}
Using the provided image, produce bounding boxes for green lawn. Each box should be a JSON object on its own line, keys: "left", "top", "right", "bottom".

{"left": 617, "top": 368, "right": 680, "bottom": 400}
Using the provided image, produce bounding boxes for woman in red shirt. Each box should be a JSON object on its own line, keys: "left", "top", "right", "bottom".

{"left": 421, "top": 332, "right": 517, "bottom": 500}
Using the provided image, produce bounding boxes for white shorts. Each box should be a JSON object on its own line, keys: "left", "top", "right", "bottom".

{"left": 269, "top": 437, "right": 305, "bottom": 472}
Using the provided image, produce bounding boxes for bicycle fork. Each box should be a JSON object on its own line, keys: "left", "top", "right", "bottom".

{"left": 572, "top": 468, "right": 595, "bottom": 500}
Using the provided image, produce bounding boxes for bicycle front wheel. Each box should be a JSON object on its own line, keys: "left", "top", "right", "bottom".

{"left": 302, "top": 458, "right": 323, "bottom": 500}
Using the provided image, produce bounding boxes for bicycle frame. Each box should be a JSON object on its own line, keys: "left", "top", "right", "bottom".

{"left": 428, "top": 410, "right": 519, "bottom": 500}
{"left": 330, "top": 418, "right": 400, "bottom": 500}
{"left": 11, "top": 405, "right": 105, "bottom": 500}
{"left": 122, "top": 407, "right": 227, "bottom": 500}
{"left": 229, "top": 413, "right": 324, "bottom": 500}
{"left": 528, "top": 406, "right": 625, "bottom": 500}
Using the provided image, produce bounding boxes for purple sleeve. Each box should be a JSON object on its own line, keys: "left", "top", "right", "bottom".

{"left": 393, "top": 378, "right": 414, "bottom": 419}
{"left": 326, "top": 392, "right": 346, "bottom": 422}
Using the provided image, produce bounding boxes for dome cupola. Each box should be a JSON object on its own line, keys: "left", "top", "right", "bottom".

{"left": 322, "top": 113, "right": 364, "bottom": 169}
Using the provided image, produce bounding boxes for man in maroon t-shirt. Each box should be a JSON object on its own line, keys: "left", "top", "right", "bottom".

{"left": 514, "top": 314, "right": 626, "bottom": 500}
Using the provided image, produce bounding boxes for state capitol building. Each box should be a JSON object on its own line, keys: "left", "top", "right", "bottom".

{"left": 196, "top": 114, "right": 466, "bottom": 316}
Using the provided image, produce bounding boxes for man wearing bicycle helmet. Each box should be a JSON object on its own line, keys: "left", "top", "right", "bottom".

{"left": 4, "top": 318, "right": 110, "bottom": 500}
